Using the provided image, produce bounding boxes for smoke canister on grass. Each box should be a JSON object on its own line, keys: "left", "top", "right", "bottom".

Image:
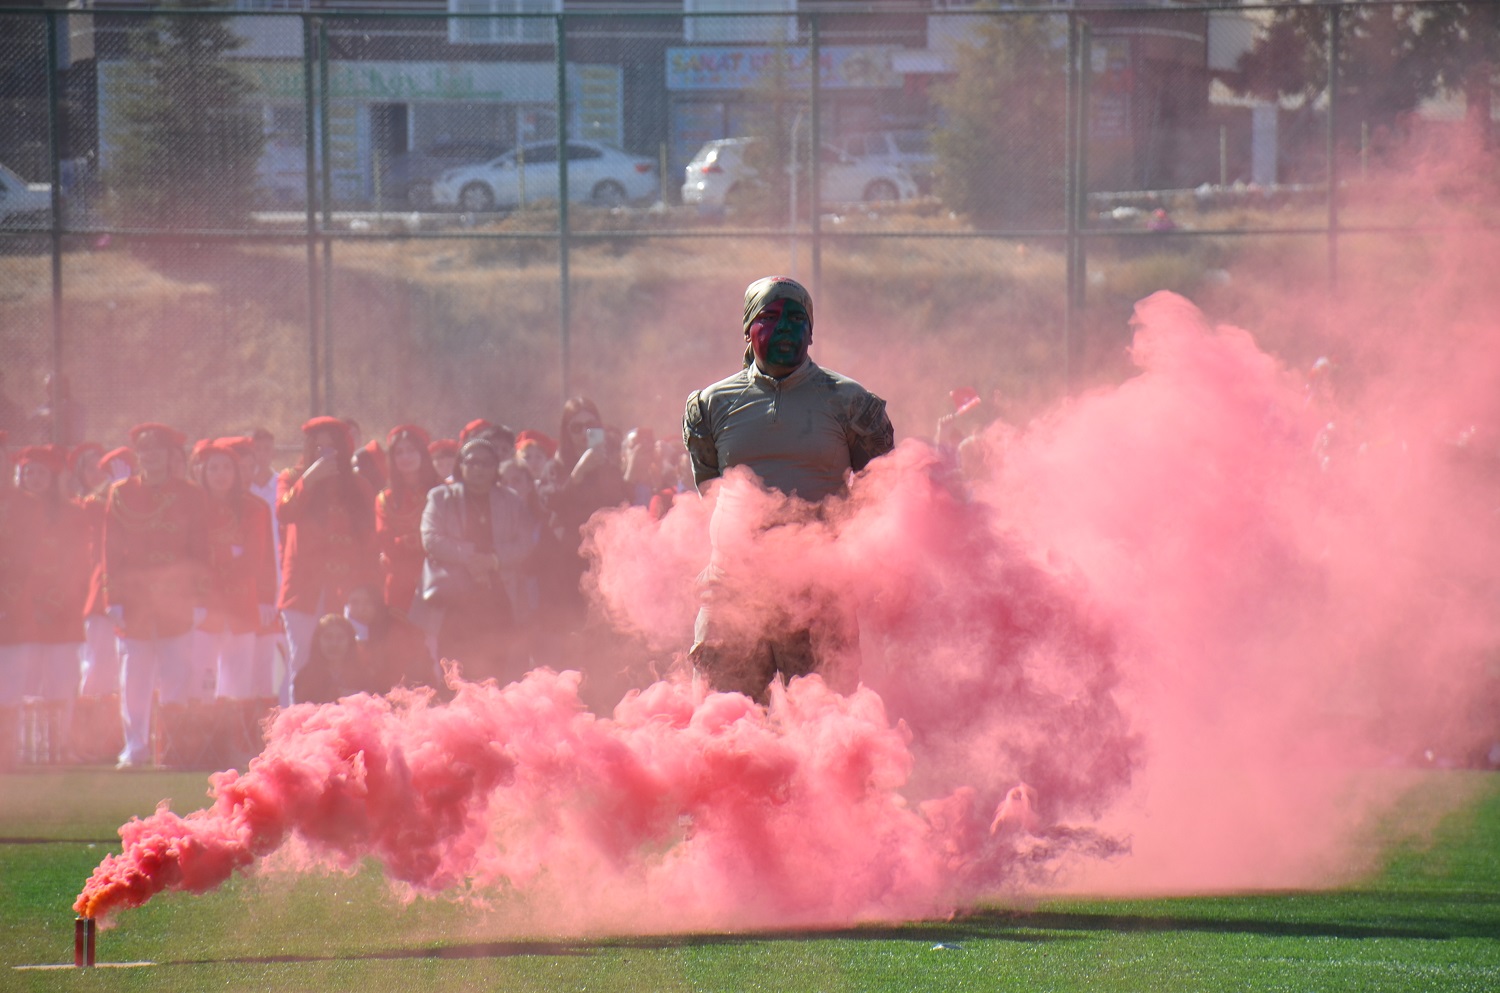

{"left": 74, "top": 916, "right": 96, "bottom": 967}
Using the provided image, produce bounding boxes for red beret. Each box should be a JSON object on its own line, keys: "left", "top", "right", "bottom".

{"left": 189, "top": 438, "right": 215, "bottom": 463}
{"left": 98, "top": 446, "right": 136, "bottom": 474}
{"left": 129, "top": 422, "right": 186, "bottom": 448}
{"left": 69, "top": 442, "right": 104, "bottom": 473}
{"left": 428, "top": 438, "right": 459, "bottom": 457}
{"left": 515, "top": 429, "right": 557, "bottom": 459}
{"left": 386, "top": 424, "right": 431, "bottom": 450}
{"left": 459, "top": 419, "right": 494, "bottom": 444}
{"left": 301, "top": 416, "right": 352, "bottom": 446}
{"left": 215, "top": 435, "right": 256, "bottom": 459}
{"left": 17, "top": 444, "right": 68, "bottom": 475}
{"left": 196, "top": 442, "right": 238, "bottom": 468}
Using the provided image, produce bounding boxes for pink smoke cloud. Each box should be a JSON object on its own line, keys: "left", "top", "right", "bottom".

{"left": 77, "top": 666, "right": 1121, "bottom": 930}
{"left": 79, "top": 205, "right": 1500, "bottom": 923}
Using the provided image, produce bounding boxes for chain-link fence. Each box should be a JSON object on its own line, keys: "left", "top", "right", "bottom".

{"left": 0, "top": 1, "right": 1495, "bottom": 454}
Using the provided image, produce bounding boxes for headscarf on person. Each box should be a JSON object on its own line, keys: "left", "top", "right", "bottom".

{"left": 741, "top": 275, "right": 814, "bottom": 367}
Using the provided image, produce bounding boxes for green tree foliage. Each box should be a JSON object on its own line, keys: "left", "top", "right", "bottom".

{"left": 933, "top": 12, "right": 1067, "bottom": 226}
{"left": 1234, "top": 2, "right": 1498, "bottom": 148}
{"left": 107, "top": 2, "right": 265, "bottom": 227}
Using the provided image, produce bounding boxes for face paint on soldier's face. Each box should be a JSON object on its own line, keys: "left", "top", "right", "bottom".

{"left": 746, "top": 298, "right": 812, "bottom": 375}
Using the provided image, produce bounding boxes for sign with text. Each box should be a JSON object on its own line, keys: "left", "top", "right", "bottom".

{"left": 666, "top": 46, "right": 900, "bottom": 91}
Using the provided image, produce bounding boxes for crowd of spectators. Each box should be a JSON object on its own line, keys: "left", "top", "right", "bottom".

{"left": 0, "top": 398, "right": 695, "bottom": 771}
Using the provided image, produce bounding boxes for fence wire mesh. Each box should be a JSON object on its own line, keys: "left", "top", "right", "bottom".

{"left": 0, "top": 2, "right": 1495, "bottom": 456}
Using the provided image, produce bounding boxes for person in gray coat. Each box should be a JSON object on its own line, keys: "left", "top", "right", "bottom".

{"left": 420, "top": 438, "right": 538, "bottom": 685}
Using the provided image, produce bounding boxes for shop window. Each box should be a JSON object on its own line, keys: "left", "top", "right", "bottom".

{"left": 684, "top": 0, "right": 796, "bottom": 45}
{"left": 449, "top": 0, "right": 559, "bottom": 45}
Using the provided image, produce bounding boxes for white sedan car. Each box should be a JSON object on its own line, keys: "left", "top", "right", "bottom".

{"left": 433, "top": 140, "right": 658, "bottom": 212}
{"left": 682, "top": 137, "right": 919, "bottom": 209}
{"left": 0, "top": 162, "right": 52, "bottom": 226}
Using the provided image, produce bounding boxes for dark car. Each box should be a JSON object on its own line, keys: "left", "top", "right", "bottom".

{"left": 377, "top": 140, "right": 508, "bottom": 208}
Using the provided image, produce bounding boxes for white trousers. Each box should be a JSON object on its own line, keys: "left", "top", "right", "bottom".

{"left": 193, "top": 629, "right": 259, "bottom": 700}
{"left": 253, "top": 632, "right": 282, "bottom": 700}
{"left": 27, "top": 643, "right": 83, "bottom": 702}
{"left": 118, "top": 634, "right": 191, "bottom": 765}
{"left": 0, "top": 644, "right": 29, "bottom": 707}
{"left": 80, "top": 616, "right": 121, "bottom": 697}
{"left": 280, "top": 608, "right": 322, "bottom": 707}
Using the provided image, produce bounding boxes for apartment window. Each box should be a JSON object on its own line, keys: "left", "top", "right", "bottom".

{"left": 684, "top": 0, "right": 796, "bottom": 45}
{"left": 449, "top": 0, "right": 559, "bottom": 45}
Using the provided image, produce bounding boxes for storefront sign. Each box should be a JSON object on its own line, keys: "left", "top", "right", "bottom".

{"left": 238, "top": 60, "right": 558, "bottom": 103}
{"left": 666, "top": 46, "right": 899, "bottom": 91}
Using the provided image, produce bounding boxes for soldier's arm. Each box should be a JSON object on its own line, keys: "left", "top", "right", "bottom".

{"left": 683, "top": 390, "right": 721, "bottom": 493}
{"left": 847, "top": 390, "right": 895, "bottom": 472}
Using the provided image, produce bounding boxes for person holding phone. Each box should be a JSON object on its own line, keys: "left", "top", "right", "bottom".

{"left": 420, "top": 438, "right": 537, "bottom": 685}
{"left": 682, "top": 275, "right": 895, "bottom": 701}
{"left": 103, "top": 423, "right": 208, "bottom": 767}
{"left": 536, "top": 397, "right": 627, "bottom": 640}
{"left": 276, "top": 416, "right": 377, "bottom": 705}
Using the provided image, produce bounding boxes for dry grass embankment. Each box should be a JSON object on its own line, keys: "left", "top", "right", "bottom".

{"left": 0, "top": 192, "right": 1467, "bottom": 448}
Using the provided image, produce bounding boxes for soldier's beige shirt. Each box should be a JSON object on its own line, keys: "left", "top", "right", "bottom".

{"left": 682, "top": 358, "right": 894, "bottom": 503}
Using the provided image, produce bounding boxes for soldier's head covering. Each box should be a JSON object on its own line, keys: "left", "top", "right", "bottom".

{"left": 742, "top": 275, "right": 813, "bottom": 337}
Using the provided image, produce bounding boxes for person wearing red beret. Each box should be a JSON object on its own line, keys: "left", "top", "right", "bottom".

{"left": 106, "top": 423, "right": 208, "bottom": 768}
{"left": 0, "top": 444, "right": 41, "bottom": 769}
{"left": 243, "top": 429, "right": 287, "bottom": 691}
{"left": 67, "top": 442, "right": 105, "bottom": 500}
{"left": 353, "top": 437, "right": 388, "bottom": 496}
{"left": 458, "top": 419, "right": 493, "bottom": 446}
{"left": 74, "top": 447, "right": 132, "bottom": 763}
{"left": 194, "top": 443, "right": 277, "bottom": 765}
{"left": 429, "top": 438, "right": 459, "bottom": 483}
{"left": 276, "top": 416, "right": 377, "bottom": 705}
{"left": 376, "top": 425, "right": 438, "bottom": 618}
{"left": 14, "top": 445, "right": 90, "bottom": 762}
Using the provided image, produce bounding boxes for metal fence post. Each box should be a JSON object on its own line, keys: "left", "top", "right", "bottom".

{"left": 1326, "top": 4, "right": 1341, "bottom": 293}
{"left": 319, "top": 18, "right": 335, "bottom": 414}
{"left": 1075, "top": 20, "right": 1091, "bottom": 318}
{"left": 303, "top": 14, "right": 321, "bottom": 418}
{"left": 1064, "top": 12, "right": 1078, "bottom": 391}
{"left": 809, "top": 14, "right": 821, "bottom": 301}
{"left": 45, "top": 9, "right": 65, "bottom": 442}
{"left": 557, "top": 13, "right": 571, "bottom": 403}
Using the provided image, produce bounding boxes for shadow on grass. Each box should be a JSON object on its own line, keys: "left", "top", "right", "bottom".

{"left": 163, "top": 919, "right": 1081, "bottom": 967}
{"left": 988, "top": 901, "right": 1500, "bottom": 942}
{"left": 171, "top": 941, "right": 598, "bottom": 966}
{"left": 160, "top": 892, "right": 1500, "bottom": 967}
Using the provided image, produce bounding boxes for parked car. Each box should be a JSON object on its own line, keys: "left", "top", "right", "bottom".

{"left": 834, "top": 129, "right": 938, "bottom": 194}
{"left": 0, "top": 163, "right": 52, "bottom": 227}
{"left": 431, "top": 140, "right": 658, "bottom": 212}
{"left": 681, "top": 137, "right": 919, "bottom": 210}
{"left": 378, "top": 140, "right": 508, "bottom": 208}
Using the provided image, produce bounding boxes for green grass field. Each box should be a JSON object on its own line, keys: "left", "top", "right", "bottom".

{"left": 2, "top": 768, "right": 1497, "bottom": 992}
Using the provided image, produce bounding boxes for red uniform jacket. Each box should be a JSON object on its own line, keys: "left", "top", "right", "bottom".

{"left": 103, "top": 477, "right": 208, "bottom": 640}
{"left": 375, "top": 486, "right": 426, "bottom": 615}
{"left": 276, "top": 469, "right": 377, "bottom": 614}
{"left": 80, "top": 490, "right": 109, "bottom": 618}
{"left": 200, "top": 495, "right": 277, "bottom": 636}
{"left": 29, "top": 497, "right": 91, "bottom": 644}
{"left": 0, "top": 489, "right": 39, "bottom": 646}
